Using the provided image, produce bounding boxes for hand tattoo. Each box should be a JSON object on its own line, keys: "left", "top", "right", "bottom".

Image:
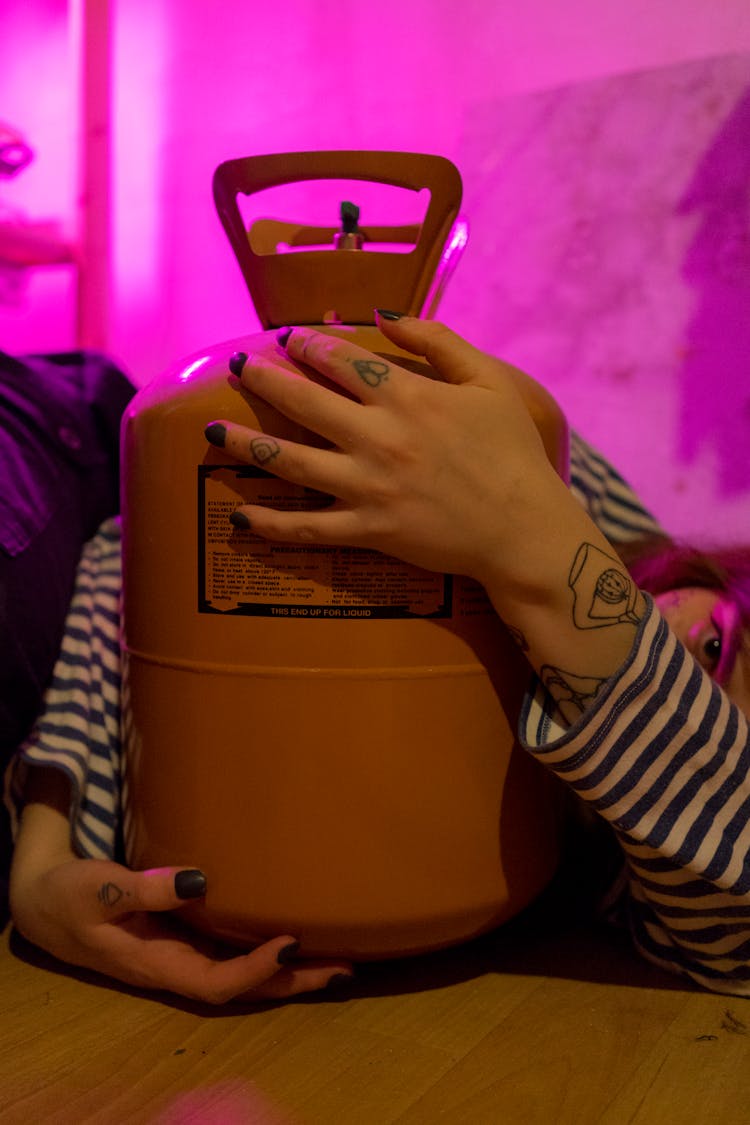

{"left": 569, "top": 543, "right": 641, "bottom": 629}
{"left": 97, "top": 882, "right": 127, "bottom": 907}
{"left": 250, "top": 437, "right": 281, "bottom": 465}
{"left": 540, "top": 664, "right": 606, "bottom": 725}
{"left": 352, "top": 359, "right": 390, "bottom": 387}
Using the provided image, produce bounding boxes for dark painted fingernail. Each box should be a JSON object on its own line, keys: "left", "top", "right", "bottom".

{"left": 326, "top": 973, "right": 355, "bottom": 990}
{"left": 174, "top": 869, "right": 207, "bottom": 899}
{"left": 229, "top": 509, "right": 251, "bottom": 530}
{"left": 277, "top": 940, "right": 300, "bottom": 965}
{"left": 229, "top": 351, "right": 248, "bottom": 376}
{"left": 205, "top": 421, "right": 226, "bottom": 447}
{"left": 375, "top": 308, "right": 405, "bottom": 320}
{"left": 276, "top": 326, "right": 293, "bottom": 348}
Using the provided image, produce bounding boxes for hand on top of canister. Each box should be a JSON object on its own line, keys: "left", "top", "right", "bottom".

{"left": 208, "top": 313, "right": 565, "bottom": 587}
{"left": 205, "top": 312, "right": 646, "bottom": 707}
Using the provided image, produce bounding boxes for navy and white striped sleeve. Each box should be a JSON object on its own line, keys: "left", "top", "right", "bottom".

{"left": 10, "top": 517, "right": 122, "bottom": 859}
{"left": 569, "top": 431, "right": 664, "bottom": 543}
{"left": 521, "top": 597, "right": 750, "bottom": 996}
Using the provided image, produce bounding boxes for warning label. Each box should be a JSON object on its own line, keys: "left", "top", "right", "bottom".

{"left": 198, "top": 466, "right": 451, "bottom": 618}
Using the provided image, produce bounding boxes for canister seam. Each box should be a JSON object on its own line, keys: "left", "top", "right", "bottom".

{"left": 123, "top": 646, "right": 490, "bottom": 679}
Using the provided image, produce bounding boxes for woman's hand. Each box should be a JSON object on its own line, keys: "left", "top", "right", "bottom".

{"left": 11, "top": 771, "right": 353, "bottom": 1005}
{"left": 208, "top": 314, "right": 562, "bottom": 593}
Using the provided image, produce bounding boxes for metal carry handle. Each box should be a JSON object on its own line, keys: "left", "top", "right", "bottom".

{"left": 213, "top": 151, "right": 463, "bottom": 328}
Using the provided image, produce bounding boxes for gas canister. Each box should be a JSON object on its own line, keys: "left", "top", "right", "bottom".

{"left": 121, "top": 152, "right": 569, "bottom": 958}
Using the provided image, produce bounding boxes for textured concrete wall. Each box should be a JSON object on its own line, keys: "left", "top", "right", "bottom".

{"left": 440, "top": 55, "right": 750, "bottom": 543}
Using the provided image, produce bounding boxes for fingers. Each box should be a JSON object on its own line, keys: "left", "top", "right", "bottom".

{"left": 228, "top": 941, "right": 355, "bottom": 1003}
{"left": 234, "top": 350, "right": 366, "bottom": 447}
{"left": 26, "top": 857, "right": 356, "bottom": 1007}
{"left": 89, "top": 863, "right": 208, "bottom": 918}
{"left": 373, "top": 314, "right": 556, "bottom": 422}
{"left": 167, "top": 934, "right": 350, "bottom": 1005}
{"left": 228, "top": 502, "right": 372, "bottom": 549}
{"left": 245, "top": 963, "right": 355, "bottom": 1002}
{"left": 116, "top": 871, "right": 357, "bottom": 1003}
{"left": 205, "top": 419, "right": 357, "bottom": 500}
{"left": 101, "top": 918, "right": 354, "bottom": 1005}
{"left": 83, "top": 866, "right": 356, "bottom": 1004}
{"left": 271, "top": 316, "right": 510, "bottom": 397}
{"left": 273, "top": 326, "right": 408, "bottom": 403}
{"left": 373, "top": 312, "right": 500, "bottom": 387}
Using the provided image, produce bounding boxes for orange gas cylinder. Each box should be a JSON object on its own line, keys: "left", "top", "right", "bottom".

{"left": 121, "top": 152, "right": 569, "bottom": 959}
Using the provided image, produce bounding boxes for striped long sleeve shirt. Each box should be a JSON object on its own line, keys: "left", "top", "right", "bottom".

{"left": 10, "top": 435, "right": 750, "bottom": 994}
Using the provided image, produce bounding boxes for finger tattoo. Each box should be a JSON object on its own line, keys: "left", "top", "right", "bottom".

{"left": 250, "top": 437, "right": 281, "bottom": 464}
{"left": 97, "top": 882, "right": 128, "bottom": 907}
{"left": 352, "top": 359, "right": 390, "bottom": 387}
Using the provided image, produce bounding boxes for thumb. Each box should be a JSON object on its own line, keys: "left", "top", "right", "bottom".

{"left": 92, "top": 864, "right": 207, "bottom": 916}
{"left": 375, "top": 312, "right": 566, "bottom": 438}
{"left": 374, "top": 312, "right": 499, "bottom": 387}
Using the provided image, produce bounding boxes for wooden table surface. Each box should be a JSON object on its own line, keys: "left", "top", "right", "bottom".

{"left": 2, "top": 875, "right": 749, "bottom": 1125}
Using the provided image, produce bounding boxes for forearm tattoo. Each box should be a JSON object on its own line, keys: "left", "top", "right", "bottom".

{"left": 352, "top": 359, "right": 390, "bottom": 387}
{"left": 540, "top": 664, "right": 607, "bottom": 726}
{"left": 568, "top": 542, "right": 641, "bottom": 629}
{"left": 533, "top": 544, "right": 642, "bottom": 725}
{"left": 250, "top": 436, "right": 281, "bottom": 465}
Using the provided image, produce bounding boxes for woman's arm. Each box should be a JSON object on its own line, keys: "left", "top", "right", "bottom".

{"left": 520, "top": 602, "right": 750, "bottom": 995}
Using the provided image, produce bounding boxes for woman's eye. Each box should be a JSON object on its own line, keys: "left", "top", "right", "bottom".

{"left": 685, "top": 602, "right": 741, "bottom": 688}
{"left": 690, "top": 623, "right": 723, "bottom": 674}
{"left": 701, "top": 634, "right": 722, "bottom": 668}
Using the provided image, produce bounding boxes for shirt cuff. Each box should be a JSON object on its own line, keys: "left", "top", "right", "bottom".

{"left": 519, "top": 593, "right": 661, "bottom": 764}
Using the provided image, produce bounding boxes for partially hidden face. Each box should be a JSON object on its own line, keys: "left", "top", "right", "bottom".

{"left": 654, "top": 587, "right": 750, "bottom": 717}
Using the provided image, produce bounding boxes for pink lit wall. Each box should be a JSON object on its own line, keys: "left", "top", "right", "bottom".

{"left": 440, "top": 55, "right": 750, "bottom": 541}
{"left": 2, "top": 1, "right": 750, "bottom": 542}
{"left": 106, "top": 0, "right": 750, "bottom": 384}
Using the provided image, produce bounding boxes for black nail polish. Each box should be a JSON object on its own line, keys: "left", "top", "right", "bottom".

{"left": 229, "top": 351, "right": 248, "bottom": 376}
{"left": 276, "top": 326, "right": 293, "bottom": 348}
{"left": 229, "top": 509, "right": 251, "bottom": 530}
{"left": 277, "top": 941, "right": 300, "bottom": 965}
{"left": 174, "top": 869, "right": 207, "bottom": 900}
{"left": 375, "top": 308, "right": 405, "bottom": 320}
{"left": 204, "top": 421, "right": 227, "bottom": 447}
